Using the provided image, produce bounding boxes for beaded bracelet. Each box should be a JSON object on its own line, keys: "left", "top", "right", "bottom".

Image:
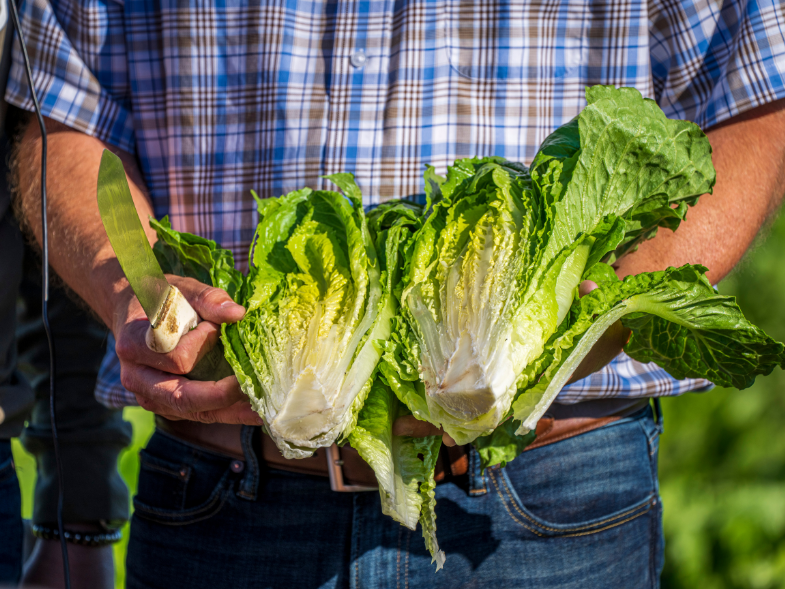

{"left": 31, "top": 524, "right": 123, "bottom": 547}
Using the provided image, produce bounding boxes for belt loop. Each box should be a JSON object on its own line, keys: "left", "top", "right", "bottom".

{"left": 237, "top": 425, "right": 260, "bottom": 501}
{"left": 468, "top": 446, "right": 487, "bottom": 496}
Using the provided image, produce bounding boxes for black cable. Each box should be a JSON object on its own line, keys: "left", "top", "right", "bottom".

{"left": 7, "top": 1, "right": 71, "bottom": 587}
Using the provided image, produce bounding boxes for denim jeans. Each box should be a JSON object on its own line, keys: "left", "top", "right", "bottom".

{"left": 127, "top": 404, "right": 664, "bottom": 589}
{"left": 0, "top": 440, "right": 22, "bottom": 584}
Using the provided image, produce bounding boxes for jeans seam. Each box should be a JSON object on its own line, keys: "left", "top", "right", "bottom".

{"left": 487, "top": 470, "right": 544, "bottom": 536}
{"left": 495, "top": 467, "right": 654, "bottom": 533}
{"left": 238, "top": 425, "right": 259, "bottom": 500}
{"left": 133, "top": 489, "right": 230, "bottom": 526}
{"left": 404, "top": 527, "right": 411, "bottom": 589}
{"left": 396, "top": 526, "right": 402, "bottom": 589}
{"left": 140, "top": 455, "right": 191, "bottom": 482}
{"left": 134, "top": 470, "right": 231, "bottom": 520}
{"left": 558, "top": 503, "right": 654, "bottom": 538}
{"left": 646, "top": 426, "right": 660, "bottom": 456}
{"left": 469, "top": 447, "right": 487, "bottom": 495}
{"left": 649, "top": 499, "right": 657, "bottom": 588}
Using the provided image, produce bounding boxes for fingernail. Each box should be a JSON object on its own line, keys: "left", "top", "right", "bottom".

{"left": 221, "top": 301, "right": 245, "bottom": 313}
{"left": 255, "top": 416, "right": 264, "bottom": 425}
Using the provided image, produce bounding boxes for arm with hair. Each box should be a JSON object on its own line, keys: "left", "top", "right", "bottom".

{"left": 570, "top": 99, "right": 785, "bottom": 380}
{"left": 14, "top": 117, "right": 259, "bottom": 425}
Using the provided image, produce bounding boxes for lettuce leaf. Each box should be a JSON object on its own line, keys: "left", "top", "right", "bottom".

{"left": 511, "top": 263, "right": 785, "bottom": 435}
{"left": 349, "top": 378, "right": 445, "bottom": 570}
{"left": 390, "top": 86, "right": 780, "bottom": 460}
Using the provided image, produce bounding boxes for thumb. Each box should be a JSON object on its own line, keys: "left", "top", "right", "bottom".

{"left": 169, "top": 276, "right": 246, "bottom": 324}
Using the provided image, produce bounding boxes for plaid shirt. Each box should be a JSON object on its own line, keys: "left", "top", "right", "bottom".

{"left": 8, "top": 0, "right": 784, "bottom": 408}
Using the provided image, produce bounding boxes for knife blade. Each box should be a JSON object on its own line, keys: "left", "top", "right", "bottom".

{"left": 96, "top": 149, "right": 235, "bottom": 381}
{"left": 96, "top": 149, "right": 170, "bottom": 325}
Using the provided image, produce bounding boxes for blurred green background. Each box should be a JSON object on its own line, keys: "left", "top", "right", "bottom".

{"left": 11, "top": 212, "right": 785, "bottom": 588}
{"left": 659, "top": 211, "right": 785, "bottom": 589}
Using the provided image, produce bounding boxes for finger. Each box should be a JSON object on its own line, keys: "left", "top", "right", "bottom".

{"left": 125, "top": 367, "right": 246, "bottom": 415}
{"left": 442, "top": 433, "right": 457, "bottom": 447}
{"left": 169, "top": 276, "right": 246, "bottom": 324}
{"left": 579, "top": 280, "right": 599, "bottom": 297}
{"left": 393, "top": 415, "right": 444, "bottom": 438}
{"left": 187, "top": 400, "right": 264, "bottom": 425}
{"left": 139, "top": 398, "right": 263, "bottom": 426}
{"left": 117, "top": 318, "right": 221, "bottom": 374}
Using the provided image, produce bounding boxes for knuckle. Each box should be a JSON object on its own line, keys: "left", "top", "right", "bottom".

{"left": 193, "top": 410, "right": 217, "bottom": 424}
{"left": 136, "top": 395, "right": 156, "bottom": 412}
{"left": 197, "top": 285, "right": 228, "bottom": 309}
{"left": 140, "top": 398, "right": 156, "bottom": 412}
{"left": 170, "top": 353, "right": 191, "bottom": 375}
{"left": 168, "top": 387, "right": 189, "bottom": 414}
{"left": 115, "top": 336, "right": 135, "bottom": 361}
{"left": 119, "top": 366, "right": 136, "bottom": 392}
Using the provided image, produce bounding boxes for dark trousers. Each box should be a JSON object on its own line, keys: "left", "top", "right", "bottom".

{"left": 15, "top": 244, "right": 133, "bottom": 528}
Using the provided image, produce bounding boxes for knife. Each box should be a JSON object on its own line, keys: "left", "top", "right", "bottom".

{"left": 97, "top": 149, "right": 233, "bottom": 381}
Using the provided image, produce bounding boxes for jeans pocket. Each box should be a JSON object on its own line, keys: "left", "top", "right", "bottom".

{"left": 133, "top": 435, "right": 233, "bottom": 526}
{"left": 489, "top": 414, "right": 658, "bottom": 537}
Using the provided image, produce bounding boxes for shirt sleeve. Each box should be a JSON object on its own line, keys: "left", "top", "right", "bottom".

{"left": 5, "top": 0, "right": 135, "bottom": 154}
{"left": 650, "top": 0, "right": 785, "bottom": 129}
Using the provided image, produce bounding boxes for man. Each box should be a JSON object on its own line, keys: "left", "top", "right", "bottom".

{"left": 8, "top": 0, "right": 785, "bottom": 587}
{"left": 0, "top": 6, "right": 131, "bottom": 585}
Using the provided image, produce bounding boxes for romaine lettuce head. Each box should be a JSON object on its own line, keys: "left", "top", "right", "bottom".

{"left": 395, "top": 86, "right": 734, "bottom": 445}
{"left": 223, "top": 175, "right": 395, "bottom": 458}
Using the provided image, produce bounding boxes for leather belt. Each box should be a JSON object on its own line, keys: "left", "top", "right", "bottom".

{"left": 155, "top": 398, "right": 648, "bottom": 492}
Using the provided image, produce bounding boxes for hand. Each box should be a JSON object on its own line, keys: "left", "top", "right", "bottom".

{"left": 22, "top": 525, "right": 113, "bottom": 589}
{"left": 565, "top": 280, "right": 631, "bottom": 384}
{"left": 392, "top": 415, "right": 457, "bottom": 447}
{"left": 113, "top": 275, "right": 262, "bottom": 425}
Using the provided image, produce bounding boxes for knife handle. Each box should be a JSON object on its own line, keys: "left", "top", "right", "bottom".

{"left": 145, "top": 285, "right": 199, "bottom": 353}
{"left": 144, "top": 285, "right": 235, "bottom": 382}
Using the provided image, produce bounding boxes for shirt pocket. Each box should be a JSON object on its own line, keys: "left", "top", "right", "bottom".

{"left": 442, "top": 0, "right": 588, "bottom": 82}
{"left": 488, "top": 415, "right": 659, "bottom": 537}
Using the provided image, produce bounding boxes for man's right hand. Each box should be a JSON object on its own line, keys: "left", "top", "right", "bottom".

{"left": 113, "top": 274, "right": 262, "bottom": 425}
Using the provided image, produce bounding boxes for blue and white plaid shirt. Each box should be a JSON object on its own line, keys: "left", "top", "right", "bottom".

{"left": 8, "top": 0, "right": 785, "bottom": 408}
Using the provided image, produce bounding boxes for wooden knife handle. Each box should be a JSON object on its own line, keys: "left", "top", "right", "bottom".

{"left": 144, "top": 285, "right": 235, "bottom": 381}
{"left": 145, "top": 285, "right": 198, "bottom": 353}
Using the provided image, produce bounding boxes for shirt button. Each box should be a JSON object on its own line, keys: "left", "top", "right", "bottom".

{"left": 350, "top": 51, "right": 367, "bottom": 68}
{"left": 230, "top": 460, "right": 245, "bottom": 473}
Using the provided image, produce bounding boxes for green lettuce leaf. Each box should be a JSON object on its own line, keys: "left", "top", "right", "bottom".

{"left": 349, "top": 378, "right": 445, "bottom": 570}
{"left": 150, "top": 216, "right": 245, "bottom": 302}
{"left": 474, "top": 418, "right": 536, "bottom": 470}
{"left": 512, "top": 264, "right": 785, "bottom": 435}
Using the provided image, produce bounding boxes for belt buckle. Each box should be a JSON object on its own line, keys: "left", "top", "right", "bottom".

{"left": 326, "top": 445, "right": 377, "bottom": 492}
